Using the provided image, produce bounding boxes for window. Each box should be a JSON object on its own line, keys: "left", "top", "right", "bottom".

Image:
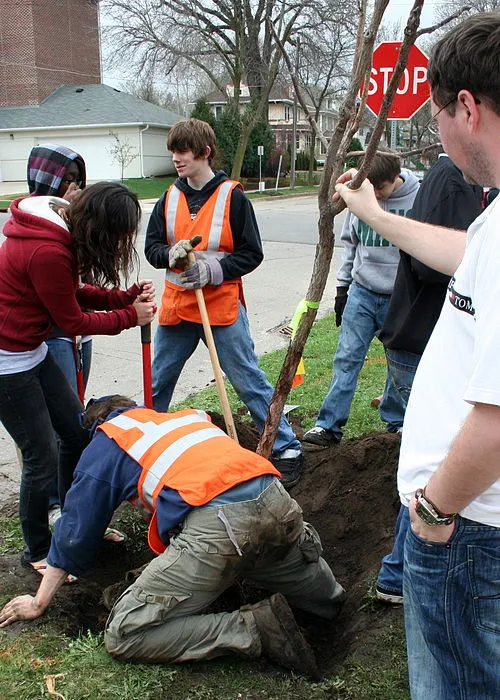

{"left": 284, "top": 105, "right": 292, "bottom": 121}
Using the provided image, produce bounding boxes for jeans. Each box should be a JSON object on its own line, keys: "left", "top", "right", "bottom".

{"left": 384, "top": 348, "right": 421, "bottom": 408}
{"left": 377, "top": 504, "right": 409, "bottom": 594}
{"left": 316, "top": 282, "right": 405, "bottom": 438}
{"left": 152, "top": 303, "right": 300, "bottom": 455}
{"left": 46, "top": 338, "right": 92, "bottom": 505}
{"left": 404, "top": 515, "right": 500, "bottom": 700}
{"left": 105, "top": 478, "right": 345, "bottom": 662}
{"left": 377, "top": 350, "right": 422, "bottom": 592}
{"left": 46, "top": 338, "right": 92, "bottom": 396}
{"left": 0, "top": 354, "right": 88, "bottom": 561}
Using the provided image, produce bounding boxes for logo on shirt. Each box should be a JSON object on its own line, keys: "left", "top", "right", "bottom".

{"left": 358, "top": 209, "right": 406, "bottom": 247}
{"left": 448, "top": 277, "right": 475, "bottom": 316}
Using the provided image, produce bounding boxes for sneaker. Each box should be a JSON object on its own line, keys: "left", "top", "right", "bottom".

{"left": 272, "top": 449, "right": 304, "bottom": 490}
{"left": 375, "top": 586, "right": 403, "bottom": 605}
{"left": 302, "top": 426, "right": 340, "bottom": 447}
{"left": 48, "top": 504, "right": 62, "bottom": 527}
{"left": 250, "top": 593, "right": 320, "bottom": 679}
{"left": 386, "top": 425, "right": 403, "bottom": 434}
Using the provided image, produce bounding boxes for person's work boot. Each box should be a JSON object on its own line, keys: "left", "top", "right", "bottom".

{"left": 271, "top": 449, "right": 304, "bottom": 490}
{"left": 250, "top": 593, "right": 320, "bottom": 679}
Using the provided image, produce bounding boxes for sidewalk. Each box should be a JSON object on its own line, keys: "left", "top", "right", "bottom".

{"left": 0, "top": 182, "right": 27, "bottom": 197}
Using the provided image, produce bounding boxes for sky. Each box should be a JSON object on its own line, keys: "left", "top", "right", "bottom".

{"left": 100, "top": 0, "right": 441, "bottom": 89}
{"left": 384, "top": 0, "right": 438, "bottom": 27}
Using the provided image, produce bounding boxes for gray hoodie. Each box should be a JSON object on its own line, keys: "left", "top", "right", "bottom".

{"left": 337, "top": 168, "right": 420, "bottom": 294}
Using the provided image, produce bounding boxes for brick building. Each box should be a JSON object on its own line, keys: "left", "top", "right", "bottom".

{"left": 0, "top": 0, "right": 101, "bottom": 108}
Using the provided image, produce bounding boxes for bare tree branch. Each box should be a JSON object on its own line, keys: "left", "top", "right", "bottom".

{"left": 416, "top": 5, "right": 472, "bottom": 36}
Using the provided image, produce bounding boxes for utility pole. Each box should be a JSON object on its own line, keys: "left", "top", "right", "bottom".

{"left": 290, "top": 40, "right": 300, "bottom": 190}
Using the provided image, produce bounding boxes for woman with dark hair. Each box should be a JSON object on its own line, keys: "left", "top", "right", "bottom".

{"left": 27, "top": 146, "right": 91, "bottom": 397}
{"left": 27, "top": 144, "right": 91, "bottom": 526}
{"left": 0, "top": 181, "right": 156, "bottom": 576}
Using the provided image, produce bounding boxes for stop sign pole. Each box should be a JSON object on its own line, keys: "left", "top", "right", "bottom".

{"left": 362, "top": 42, "right": 430, "bottom": 122}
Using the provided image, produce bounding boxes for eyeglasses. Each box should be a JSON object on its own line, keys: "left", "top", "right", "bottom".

{"left": 425, "top": 94, "right": 482, "bottom": 136}
{"left": 425, "top": 97, "right": 457, "bottom": 136}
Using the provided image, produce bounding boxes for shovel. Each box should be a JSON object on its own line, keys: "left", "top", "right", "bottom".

{"left": 141, "top": 322, "right": 153, "bottom": 409}
{"left": 187, "top": 236, "right": 238, "bottom": 443}
{"left": 73, "top": 336, "right": 85, "bottom": 403}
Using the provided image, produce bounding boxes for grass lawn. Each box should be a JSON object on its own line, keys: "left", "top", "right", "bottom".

{"left": 174, "top": 314, "right": 388, "bottom": 438}
{"left": 0, "top": 181, "right": 317, "bottom": 210}
{"left": 122, "top": 178, "right": 318, "bottom": 200}
{"left": 0, "top": 314, "right": 407, "bottom": 700}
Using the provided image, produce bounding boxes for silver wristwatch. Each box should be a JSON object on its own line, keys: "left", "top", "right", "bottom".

{"left": 415, "top": 488, "right": 457, "bottom": 526}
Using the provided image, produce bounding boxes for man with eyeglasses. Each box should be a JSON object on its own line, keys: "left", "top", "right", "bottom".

{"left": 335, "top": 13, "right": 500, "bottom": 700}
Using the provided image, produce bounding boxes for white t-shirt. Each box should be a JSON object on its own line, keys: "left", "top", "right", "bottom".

{"left": 398, "top": 195, "right": 500, "bottom": 527}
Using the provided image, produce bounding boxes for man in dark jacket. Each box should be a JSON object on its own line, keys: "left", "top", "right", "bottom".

{"left": 375, "top": 154, "right": 483, "bottom": 604}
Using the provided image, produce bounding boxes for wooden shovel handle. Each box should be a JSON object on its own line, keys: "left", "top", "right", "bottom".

{"left": 186, "top": 245, "right": 238, "bottom": 443}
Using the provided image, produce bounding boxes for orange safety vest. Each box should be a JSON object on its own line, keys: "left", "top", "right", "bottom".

{"left": 98, "top": 407, "right": 279, "bottom": 554}
{"left": 159, "top": 180, "right": 246, "bottom": 326}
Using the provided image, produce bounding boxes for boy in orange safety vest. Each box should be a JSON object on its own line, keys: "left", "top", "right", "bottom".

{"left": 144, "top": 118, "right": 303, "bottom": 488}
{"left": 0, "top": 395, "right": 345, "bottom": 678}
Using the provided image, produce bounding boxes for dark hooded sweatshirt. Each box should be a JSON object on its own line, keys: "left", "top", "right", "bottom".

{"left": 144, "top": 170, "right": 263, "bottom": 279}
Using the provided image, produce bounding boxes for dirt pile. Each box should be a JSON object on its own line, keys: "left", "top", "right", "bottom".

{"left": 0, "top": 417, "right": 401, "bottom": 673}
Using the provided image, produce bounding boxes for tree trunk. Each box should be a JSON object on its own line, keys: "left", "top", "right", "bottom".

{"left": 230, "top": 121, "right": 253, "bottom": 180}
{"left": 257, "top": 0, "right": 426, "bottom": 459}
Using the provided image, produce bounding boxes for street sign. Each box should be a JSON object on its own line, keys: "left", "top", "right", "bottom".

{"left": 362, "top": 42, "right": 430, "bottom": 120}
{"left": 257, "top": 145, "right": 264, "bottom": 155}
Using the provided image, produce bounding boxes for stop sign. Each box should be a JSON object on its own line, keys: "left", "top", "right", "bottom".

{"left": 363, "top": 42, "right": 430, "bottom": 120}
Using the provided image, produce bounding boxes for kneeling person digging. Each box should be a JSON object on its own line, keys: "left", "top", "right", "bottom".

{"left": 0, "top": 395, "right": 345, "bottom": 678}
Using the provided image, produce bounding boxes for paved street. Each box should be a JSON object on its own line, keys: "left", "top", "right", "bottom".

{"left": 0, "top": 194, "right": 346, "bottom": 502}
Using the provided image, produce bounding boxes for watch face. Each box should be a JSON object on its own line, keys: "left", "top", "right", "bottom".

{"left": 415, "top": 499, "right": 438, "bottom": 526}
{"left": 415, "top": 493, "right": 455, "bottom": 526}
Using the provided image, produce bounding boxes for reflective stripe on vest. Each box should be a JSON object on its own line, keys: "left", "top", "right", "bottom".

{"left": 159, "top": 180, "right": 244, "bottom": 325}
{"left": 98, "top": 407, "right": 280, "bottom": 554}
{"left": 164, "top": 181, "right": 235, "bottom": 288}
{"left": 98, "top": 407, "right": 280, "bottom": 511}
{"left": 105, "top": 410, "right": 217, "bottom": 510}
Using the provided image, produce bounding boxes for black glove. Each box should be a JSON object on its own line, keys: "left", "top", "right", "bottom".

{"left": 334, "top": 286, "right": 349, "bottom": 327}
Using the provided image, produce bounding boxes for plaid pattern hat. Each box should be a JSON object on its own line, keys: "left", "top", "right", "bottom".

{"left": 27, "top": 143, "right": 86, "bottom": 196}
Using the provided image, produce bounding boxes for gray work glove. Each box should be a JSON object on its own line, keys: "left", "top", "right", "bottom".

{"left": 178, "top": 258, "right": 223, "bottom": 289}
{"left": 168, "top": 239, "right": 193, "bottom": 269}
{"left": 334, "top": 286, "right": 349, "bottom": 327}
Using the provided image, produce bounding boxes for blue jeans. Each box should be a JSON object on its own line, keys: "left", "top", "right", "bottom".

{"left": 0, "top": 353, "right": 88, "bottom": 562}
{"left": 377, "top": 350, "right": 422, "bottom": 592}
{"left": 152, "top": 303, "right": 300, "bottom": 455}
{"left": 46, "top": 338, "right": 92, "bottom": 396}
{"left": 377, "top": 504, "right": 409, "bottom": 593}
{"left": 316, "top": 282, "right": 405, "bottom": 438}
{"left": 404, "top": 515, "right": 500, "bottom": 700}
{"left": 384, "top": 348, "right": 421, "bottom": 408}
{"left": 46, "top": 338, "right": 92, "bottom": 505}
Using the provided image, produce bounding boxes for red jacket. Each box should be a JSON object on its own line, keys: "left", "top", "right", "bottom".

{"left": 0, "top": 197, "right": 139, "bottom": 351}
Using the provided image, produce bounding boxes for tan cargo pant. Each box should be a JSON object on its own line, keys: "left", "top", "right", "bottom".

{"left": 104, "top": 478, "right": 345, "bottom": 663}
